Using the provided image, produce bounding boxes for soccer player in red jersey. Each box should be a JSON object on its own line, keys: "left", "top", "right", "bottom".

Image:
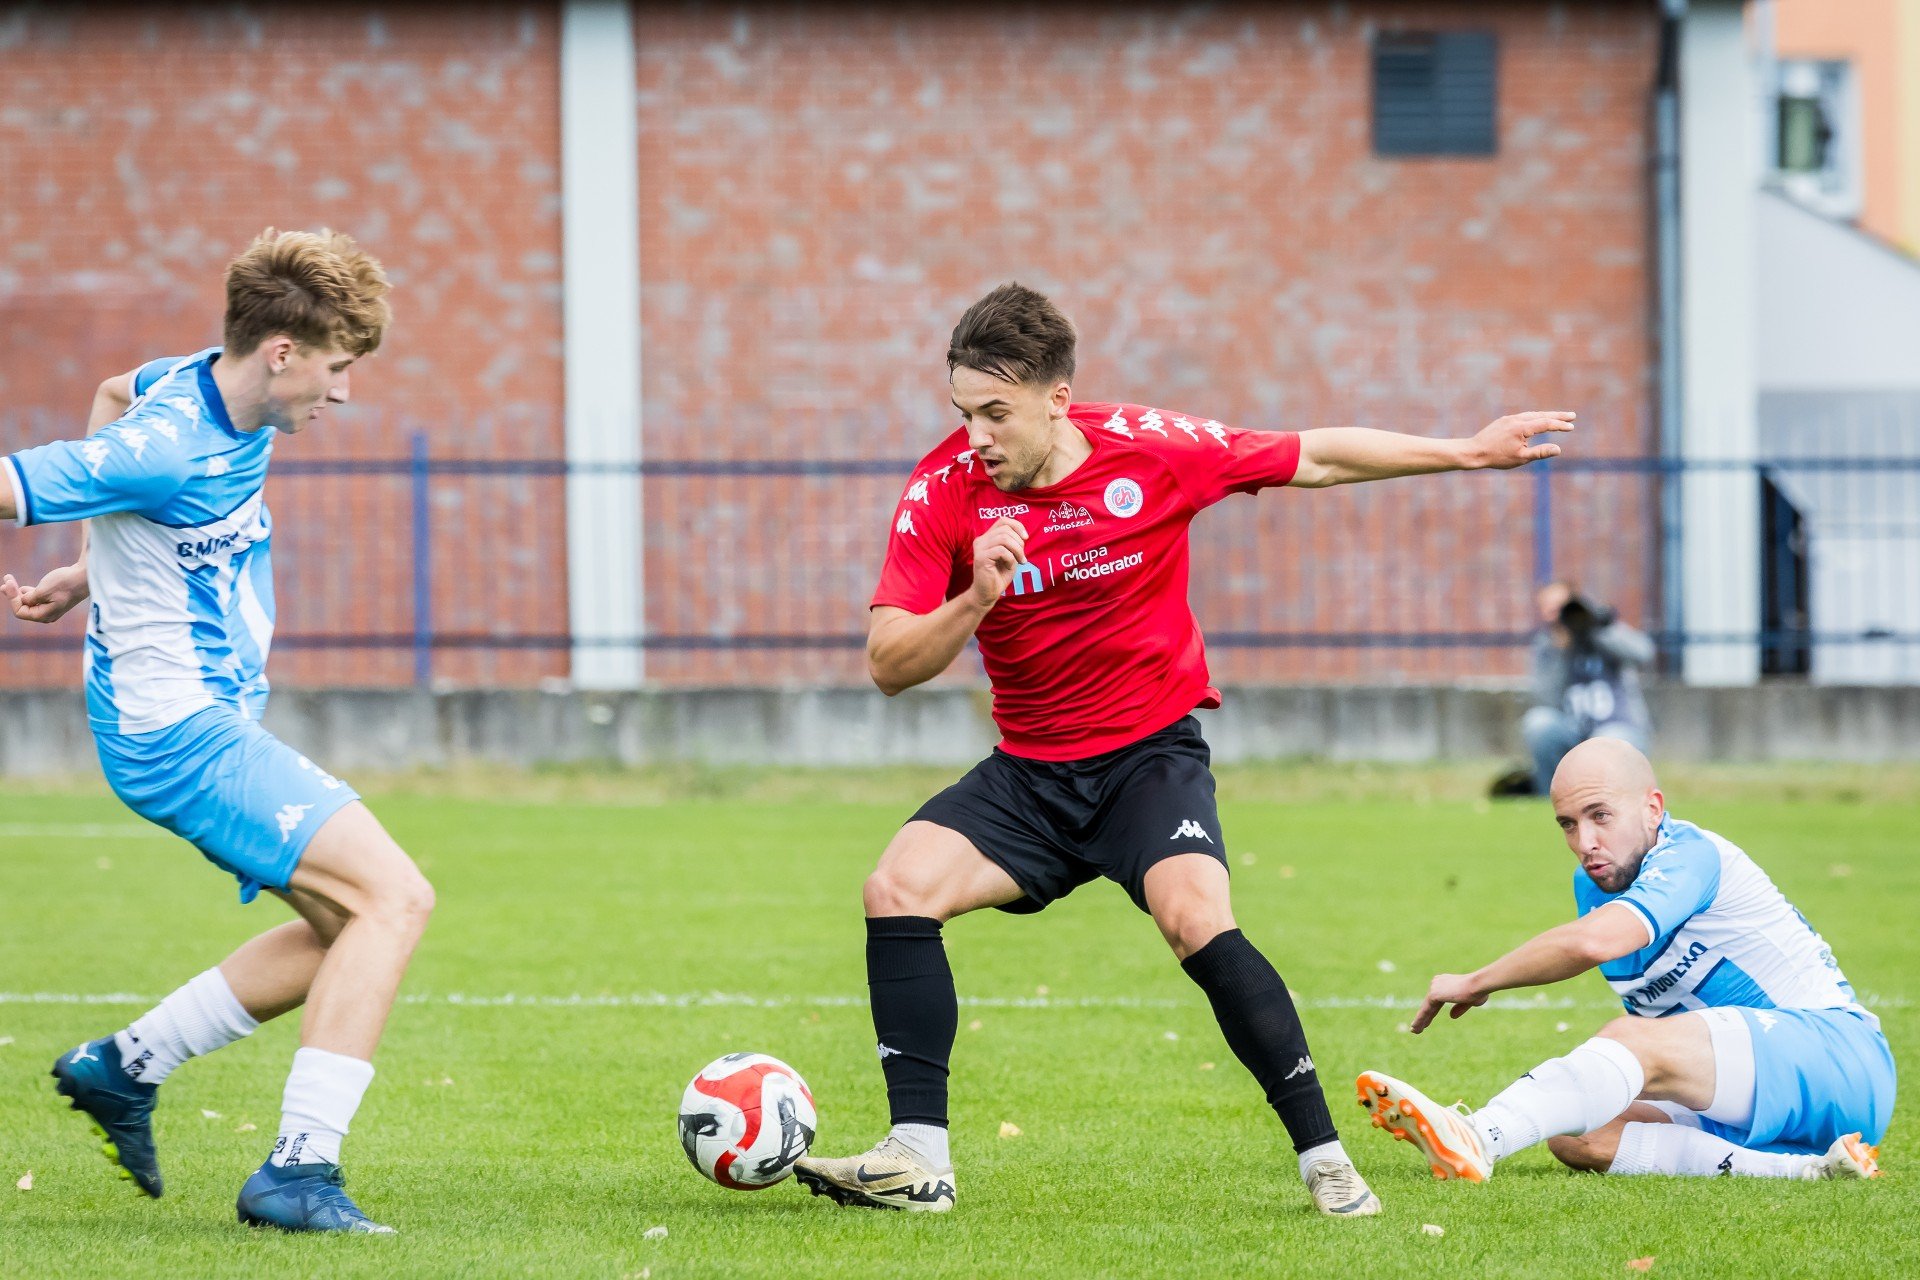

{"left": 792, "top": 284, "right": 1573, "bottom": 1217}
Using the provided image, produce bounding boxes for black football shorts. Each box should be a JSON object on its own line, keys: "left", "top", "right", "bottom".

{"left": 909, "top": 714, "right": 1227, "bottom": 914}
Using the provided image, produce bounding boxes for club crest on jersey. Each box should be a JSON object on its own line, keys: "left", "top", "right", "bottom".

{"left": 1103, "top": 477, "right": 1144, "bottom": 519}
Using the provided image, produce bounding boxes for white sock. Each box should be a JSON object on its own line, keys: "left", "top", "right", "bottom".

{"left": 888, "top": 1123, "right": 950, "bottom": 1170}
{"left": 113, "top": 968, "right": 259, "bottom": 1085}
{"left": 1297, "top": 1139, "right": 1353, "bottom": 1181}
{"left": 270, "top": 1047, "right": 375, "bottom": 1167}
{"left": 1608, "top": 1122, "right": 1820, "bottom": 1178}
{"left": 1471, "top": 1037, "right": 1645, "bottom": 1162}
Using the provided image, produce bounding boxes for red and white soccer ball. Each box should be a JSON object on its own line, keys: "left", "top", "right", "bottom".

{"left": 678, "top": 1053, "right": 818, "bottom": 1189}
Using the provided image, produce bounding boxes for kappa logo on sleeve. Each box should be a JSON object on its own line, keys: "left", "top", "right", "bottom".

{"left": 895, "top": 509, "right": 917, "bottom": 536}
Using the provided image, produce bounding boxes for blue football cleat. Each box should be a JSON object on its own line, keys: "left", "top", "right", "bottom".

{"left": 236, "top": 1160, "right": 396, "bottom": 1233}
{"left": 50, "top": 1037, "right": 163, "bottom": 1197}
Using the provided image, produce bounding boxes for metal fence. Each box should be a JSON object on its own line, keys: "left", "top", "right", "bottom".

{"left": 4, "top": 449, "right": 1917, "bottom": 688}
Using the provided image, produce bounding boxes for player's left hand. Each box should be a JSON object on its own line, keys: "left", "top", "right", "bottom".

{"left": 1468, "top": 411, "right": 1575, "bottom": 470}
{"left": 1410, "top": 973, "right": 1487, "bottom": 1033}
{"left": 3, "top": 563, "right": 90, "bottom": 624}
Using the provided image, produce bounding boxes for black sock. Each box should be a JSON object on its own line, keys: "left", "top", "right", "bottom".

{"left": 1181, "top": 928, "right": 1338, "bottom": 1153}
{"left": 867, "top": 916, "right": 957, "bottom": 1128}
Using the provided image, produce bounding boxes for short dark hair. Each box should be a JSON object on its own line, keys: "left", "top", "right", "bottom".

{"left": 947, "top": 283, "right": 1076, "bottom": 387}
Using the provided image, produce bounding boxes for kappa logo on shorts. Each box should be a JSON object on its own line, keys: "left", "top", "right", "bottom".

{"left": 1169, "top": 819, "right": 1213, "bottom": 842}
{"left": 275, "top": 803, "right": 314, "bottom": 843}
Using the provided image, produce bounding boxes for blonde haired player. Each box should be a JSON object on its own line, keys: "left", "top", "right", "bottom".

{"left": 4, "top": 229, "right": 431, "bottom": 1233}
{"left": 1357, "top": 738, "right": 1891, "bottom": 1184}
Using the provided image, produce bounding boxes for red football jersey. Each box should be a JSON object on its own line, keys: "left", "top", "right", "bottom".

{"left": 871, "top": 403, "right": 1300, "bottom": 760}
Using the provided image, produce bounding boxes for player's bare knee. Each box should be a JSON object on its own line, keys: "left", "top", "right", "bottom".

{"left": 1548, "top": 1132, "right": 1612, "bottom": 1173}
{"left": 863, "top": 866, "right": 932, "bottom": 919}
{"left": 1151, "top": 895, "right": 1234, "bottom": 960}
{"left": 360, "top": 859, "right": 434, "bottom": 937}
{"left": 1595, "top": 1015, "right": 1647, "bottom": 1050}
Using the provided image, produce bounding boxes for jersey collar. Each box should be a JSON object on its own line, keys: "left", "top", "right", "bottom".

{"left": 194, "top": 349, "right": 244, "bottom": 439}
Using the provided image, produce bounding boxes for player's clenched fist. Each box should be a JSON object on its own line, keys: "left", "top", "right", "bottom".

{"left": 969, "top": 517, "right": 1028, "bottom": 608}
{"left": 1467, "top": 411, "right": 1575, "bottom": 470}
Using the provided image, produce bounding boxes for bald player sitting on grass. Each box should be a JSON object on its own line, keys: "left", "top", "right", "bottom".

{"left": 1356, "top": 738, "right": 1892, "bottom": 1183}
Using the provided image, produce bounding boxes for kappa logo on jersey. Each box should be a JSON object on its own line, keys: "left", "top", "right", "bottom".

{"left": 905, "top": 478, "right": 932, "bottom": 505}
{"left": 1172, "top": 416, "right": 1200, "bottom": 441}
{"left": 1169, "top": 819, "right": 1213, "bottom": 842}
{"left": 1203, "top": 420, "right": 1230, "bottom": 447}
{"left": 81, "top": 439, "right": 111, "bottom": 477}
{"left": 206, "top": 456, "right": 230, "bottom": 478}
{"left": 158, "top": 395, "right": 201, "bottom": 426}
{"left": 1754, "top": 1010, "right": 1780, "bottom": 1033}
{"left": 121, "top": 429, "right": 149, "bottom": 463}
{"left": 1103, "top": 477, "right": 1144, "bottom": 519}
{"left": 147, "top": 414, "right": 181, "bottom": 444}
{"left": 1044, "top": 502, "right": 1093, "bottom": 533}
{"left": 1138, "top": 408, "right": 1168, "bottom": 436}
{"left": 275, "top": 803, "right": 314, "bottom": 843}
{"left": 895, "top": 509, "right": 917, "bottom": 536}
{"left": 1102, "top": 408, "right": 1133, "bottom": 438}
{"left": 978, "top": 503, "right": 1030, "bottom": 519}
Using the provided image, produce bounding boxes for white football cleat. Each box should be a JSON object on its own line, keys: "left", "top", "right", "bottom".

{"left": 1806, "top": 1132, "right": 1881, "bottom": 1181}
{"left": 1356, "top": 1069, "right": 1493, "bottom": 1183}
{"left": 793, "top": 1135, "right": 956, "bottom": 1212}
{"left": 1304, "top": 1158, "right": 1382, "bottom": 1216}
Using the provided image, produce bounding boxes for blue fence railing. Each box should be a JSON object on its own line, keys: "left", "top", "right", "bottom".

{"left": 3, "top": 450, "right": 1917, "bottom": 687}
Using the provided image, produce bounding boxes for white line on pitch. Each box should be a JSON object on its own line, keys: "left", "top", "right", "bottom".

{"left": 0, "top": 824, "right": 172, "bottom": 839}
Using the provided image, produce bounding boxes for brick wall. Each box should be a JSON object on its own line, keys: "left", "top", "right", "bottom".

{"left": 2, "top": 1, "right": 1658, "bottom": 692}
{"left": 635, "top": 1, "right": 1659, "bottom": 684}
{"left": 0, "top": 2, "right": 567, "bottom": 688}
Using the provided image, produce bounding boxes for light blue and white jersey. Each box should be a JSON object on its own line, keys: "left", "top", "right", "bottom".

{"left": 1574, "top": 813, "right": 1871, "bottom": 1026}
{"left": 4, "top": 348, "right": 279, "bottom": 735}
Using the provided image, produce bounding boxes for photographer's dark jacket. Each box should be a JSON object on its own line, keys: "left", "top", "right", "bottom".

{"left": 1529, "top": 619, "right": 1654, "bottom": 734}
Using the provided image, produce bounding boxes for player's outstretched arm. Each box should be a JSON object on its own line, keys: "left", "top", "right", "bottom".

{"left": 1, "top": 372, "right": 132, "bottom": 620}
{"left": 868, "top": 516, "right": 1027, "bottom": 696}
{"left": 1409, "top": 901, "right": 1647, "bottom": 1033}
{"left": 1288, "top": 411, "right": 1575, "bottom": 488}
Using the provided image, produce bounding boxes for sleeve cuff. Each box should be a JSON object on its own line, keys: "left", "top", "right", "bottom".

{"left": 4, "top": 455, "right": 31, "bottom": 527}
{"left": 1619, "top": 898, "right": 1659, "bottom": 949}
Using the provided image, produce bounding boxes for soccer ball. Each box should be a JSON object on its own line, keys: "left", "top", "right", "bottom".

{"left": 678, "top": 1053, "right": 817, "bottom": 1189}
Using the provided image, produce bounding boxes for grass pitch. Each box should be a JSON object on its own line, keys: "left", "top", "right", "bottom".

{"left": 1, "top": 765, "right": 1914, "bottom": 1278}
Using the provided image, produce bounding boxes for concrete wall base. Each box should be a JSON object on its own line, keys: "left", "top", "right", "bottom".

{"left": 6, "top": 685, "right": 1920, "bottom": 778}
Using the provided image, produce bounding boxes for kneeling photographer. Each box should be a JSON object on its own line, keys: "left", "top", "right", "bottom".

{"left": 1504, "top": 582, "right": 1655, "bottom": 796}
